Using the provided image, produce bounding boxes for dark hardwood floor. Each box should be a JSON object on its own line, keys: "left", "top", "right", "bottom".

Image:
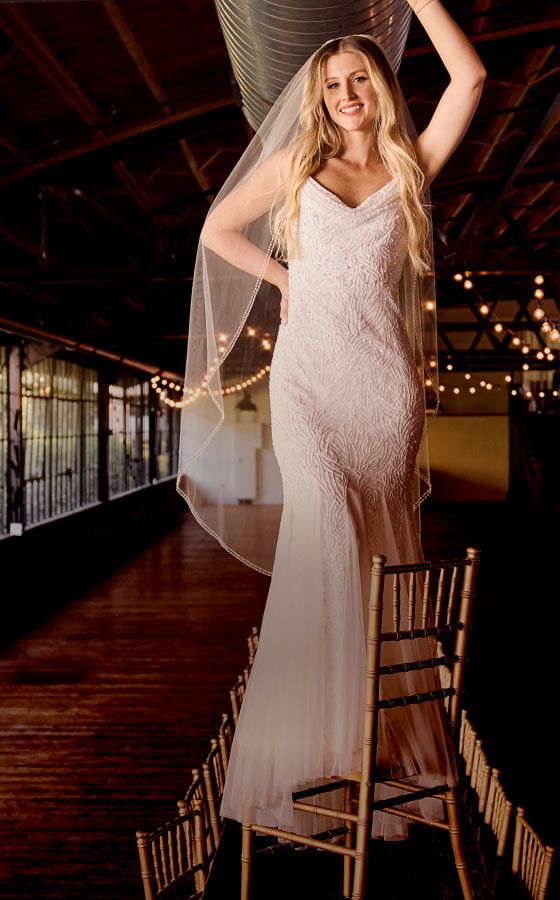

{"left": 1, "top": 499, "right": 557, "bottom": 898}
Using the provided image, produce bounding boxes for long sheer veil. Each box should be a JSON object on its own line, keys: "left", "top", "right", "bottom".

{"left": 176, "top": 33, "right": 439, "bottom": 576}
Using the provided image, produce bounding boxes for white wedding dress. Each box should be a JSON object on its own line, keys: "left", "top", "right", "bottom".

{"left": 219, "top": 173, "right": 457, "bottom": 840}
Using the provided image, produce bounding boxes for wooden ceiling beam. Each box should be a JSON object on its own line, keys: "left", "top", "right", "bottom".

{"left": 100, "top": 0, "right": 213, "bottom": 201}
{"left": 0, "top": 222, "right": 39, "bottom": 257}
{"left": 405, "top": 18, "right": 560, "bottom": 57}
{"left": 0, "top": 6, "right": 167, "bottom": 227}
{"left": 456, "top": 89, "right": 560, "bottom": 252}
{"left": 0, "top": 97, "right": 234, "bottom": 190}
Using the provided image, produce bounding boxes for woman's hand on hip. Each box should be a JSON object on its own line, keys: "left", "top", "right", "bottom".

{"left": 280, "top": 288, "right": 289, "bottom": 325}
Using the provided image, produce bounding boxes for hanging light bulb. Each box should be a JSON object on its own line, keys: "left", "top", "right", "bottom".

{"left": 439, "top": 384, "right": 445, "bottom": 391}
{"left": 550, "top": 328, "right": 559, "bottom": 341}
{"left": 453, "top": 273, "right": 464, "bottom": 282}
{"left": 505, "top": 375, "right": 512, "bottom": 383}
{"left": 453, "top": 387, "right": 460, "bottom": 394}
{"left": 469, "top": 386, "right": 476, "bottom": 394}
{"left": 536, "top": 351, "right": 544, "bottom": 360}
{"left": 446, "top": 363, "right": 453, "bottom": 371}
{"left": 479, "top": 304, "right": 490, "bottom": 316}
{"left": 493, "top": 322, "right": 504, "bottom": 334}
{"left": 533, "top": 306, "right": 545, "bottom": 321}
{"left": 521, "top": 345, "right": 530, "bottom": 355}
{"left": 534, "top": 274, "right": 544, "bottom": 285}
{"left": 464, "top": 373, "right": 471, "bottom": 380}
{"left": 512, "top": 336, "right": 521, "bottom": 347}
{"left": 522, "top": 363, "right": 529, "bottom": 371}
{"left": 463, "top": 279, "right": 473, "bottom": 290}
{"left": 541, "top": 321, "right": 552, "bottom": 334}
{"left": 534, "top": 288, "right": 544, "bottom": 300}
{"left": 511, "top": 389, "right": 517, "bottom": 396}
{"left": 424, "top": 300, "right": 435, "bottom": 311}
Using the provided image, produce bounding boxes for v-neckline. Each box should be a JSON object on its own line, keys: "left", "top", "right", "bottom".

{"left": 308, "top": 175, "right": 396, "bottom": 210}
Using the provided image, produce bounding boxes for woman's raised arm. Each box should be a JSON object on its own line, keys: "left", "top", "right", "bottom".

{"left": 406, "top": 0, "right": 487, "bottom": 188}
{"left": 200, "top": 146, "right": 292, "bottom": 294}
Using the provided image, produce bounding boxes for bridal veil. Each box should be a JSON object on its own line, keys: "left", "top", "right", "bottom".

{"left": 176, "top": 32, "right": 440, "bottom": 576}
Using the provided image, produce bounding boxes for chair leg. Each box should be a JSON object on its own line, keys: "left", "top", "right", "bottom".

{"left": 351, "top": 781, "right": 371, "bottom": 900}
{"left": 445, "top": 787, "right": 474, "bottom": 900}
{"left": 343, "top": 782, "right": 355, "bottom": 900}
{"left": 241, "top": 823, "right": 255, "bottom": 900}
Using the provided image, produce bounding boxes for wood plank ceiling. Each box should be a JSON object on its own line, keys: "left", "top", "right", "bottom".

{"left": 0, "top": 0, "right": 558, "bottom": 377}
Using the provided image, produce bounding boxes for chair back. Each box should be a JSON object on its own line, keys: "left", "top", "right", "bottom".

{"left": 360, "top": 546, "right": 481, "bottom": 792}
{"left": 512, "top": 807, "right": 556, "bottom": 899}
{"left": 136, "top": 799, "right": 207, "bottom": 899}
{"left": 484, "top": 767, "right": 513, "bottom": 858}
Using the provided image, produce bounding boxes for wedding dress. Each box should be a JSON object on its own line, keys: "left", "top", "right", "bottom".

{"left": 219, "top": 173, "right": 457, "bottom": 840}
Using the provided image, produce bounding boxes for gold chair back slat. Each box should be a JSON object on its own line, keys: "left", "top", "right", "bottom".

{"left": 392, "top": 574, "right": 401, "bottom": 632}
{"left": 446, "top": 565, "right": 460, "bottom": 625}
{"left": 407, "top": 570, "right": 416, "bottom": 630}
{"left": 421, "top": 566, "right": 431, "bottom": 628}
{"left": 434, "top": 566, "right": 446, "bottom": 626}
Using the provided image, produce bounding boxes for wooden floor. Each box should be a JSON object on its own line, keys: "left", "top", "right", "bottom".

{"left": 1, "top": 500, "right": 557, "bottom": 898}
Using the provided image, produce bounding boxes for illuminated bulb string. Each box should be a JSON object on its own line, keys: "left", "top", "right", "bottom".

{"left": 151, "top": 271, "right": 559, "bottom": 408}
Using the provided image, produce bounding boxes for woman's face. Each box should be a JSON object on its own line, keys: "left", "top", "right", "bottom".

{"left": 321, "top": 51, "right": 377, "bottom": 132}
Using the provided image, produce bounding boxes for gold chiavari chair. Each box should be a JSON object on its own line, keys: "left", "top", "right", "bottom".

{"left": 247, "top": 625, "right": 259, "bottom": 666}
{"left": 240, "top": 547, "right": 481, "bottom": 900}
{"left": 136, "top": 626, "right": 259, "bottom": 898}
{"left": 512, "top": 807, "right": 557, "bottom": 900}
{"left": 136, "top": 798, "right": 208, "bottom": 900}
{"left": 230, "top": 675, "right": 246, "bottom": 726}
{"left": 484, "top": 768, "right": 513, "bottom": 859}
{"left": 460, "top": 713, "right": 478, "bottom": 782}
{"left": 181, "top": 764, "right": 220, "bottom": 865}
{"left": 231, "top": 627, "right": 260, "bottom": 725}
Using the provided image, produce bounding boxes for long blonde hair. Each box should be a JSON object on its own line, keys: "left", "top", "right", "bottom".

{"left": 270, "top": 35, "right": 432, "bottom": 276}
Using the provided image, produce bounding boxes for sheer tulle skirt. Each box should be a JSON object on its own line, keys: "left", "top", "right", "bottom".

{"left": 219, "top": 474, "right": 457, "bottom": 840}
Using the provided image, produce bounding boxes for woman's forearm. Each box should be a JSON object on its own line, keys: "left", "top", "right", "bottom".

{"left": 407, "top": 0, "right": 487, "bottom": 83}
{"left": 201, "top": 227, "right": 289, "bottom": 293}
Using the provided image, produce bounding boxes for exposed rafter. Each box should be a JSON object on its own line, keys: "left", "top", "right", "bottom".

{"left": 99, "top": 0, "right": 215, "bottom": 202}
{"left": 0, "top": 5, "right": 168, "bottom": 227}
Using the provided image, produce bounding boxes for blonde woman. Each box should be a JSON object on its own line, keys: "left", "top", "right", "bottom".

{"left": 183, "top": 3, "right": 486, "bottom": 842}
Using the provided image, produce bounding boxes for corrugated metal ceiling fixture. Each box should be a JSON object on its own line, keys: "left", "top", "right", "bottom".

{"left": 214, "top": 0, "right": 413, "bottom": 131}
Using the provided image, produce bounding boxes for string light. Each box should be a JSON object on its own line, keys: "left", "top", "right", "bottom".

{"left": 149, "top": 269, "right": 560, "bottom": 410}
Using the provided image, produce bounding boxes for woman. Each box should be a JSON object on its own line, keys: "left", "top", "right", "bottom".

{"left": 179, "top": 2, "right": 486, "bottom": 840}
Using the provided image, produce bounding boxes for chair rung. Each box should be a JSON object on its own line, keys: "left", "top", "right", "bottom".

{"left": 381, "top": 623, "right": 462, "bottom": 642}
{"left": 378, "top": 687, "right": 455, "bottom": 709}
{"left": 379, "top": 655, "right": 457, "bottom": 676}
{"left": 250, "top": 823, "right": 356, "bottom": 857}
{"left": 383, "top": 558, "right": 472, "bottom": 575}
{"left": 292, "top": 779, "right": 348, "bottom": 800}
{"left": 372, "top": 783, "right": 450, "bottom": 811}
{"left": 293, "top": 800, "right": 358, "bottom": 824}
{"left": 256, "top": 825, "right": 349, "bottom": 856}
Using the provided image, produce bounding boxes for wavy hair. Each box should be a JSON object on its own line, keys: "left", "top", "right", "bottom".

{"left": 270, "top": 35, "right": 432, "bottom": 276}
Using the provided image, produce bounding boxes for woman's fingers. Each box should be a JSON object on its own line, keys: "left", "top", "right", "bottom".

{"left": 280, "top": 293, "right": 289, "bottom": 324}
